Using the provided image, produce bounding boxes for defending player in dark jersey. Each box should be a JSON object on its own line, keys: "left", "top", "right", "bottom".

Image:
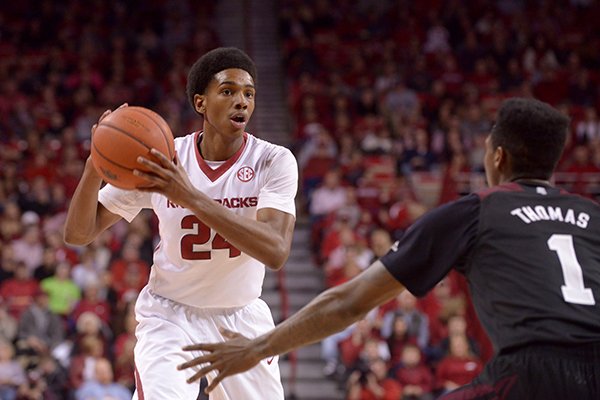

{"left": 178, "top": 98, "right": 600, "bottom": 399}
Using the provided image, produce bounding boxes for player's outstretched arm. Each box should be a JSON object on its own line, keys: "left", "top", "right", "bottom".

{"left": 178, "top": 260, "right": 405, "bottom": 393}
{"left": 135, "top": 149, "right": 295, "bottom": 269}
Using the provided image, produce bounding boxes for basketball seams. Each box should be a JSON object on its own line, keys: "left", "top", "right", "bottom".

{"left": 91, "top": 138, "right": 136, "bottom": 171}
{"left": 127, "top": 107, "right": 174, "bottom": 159}
{"left": 99, "top": 122, "right": 153, "bottom": 152}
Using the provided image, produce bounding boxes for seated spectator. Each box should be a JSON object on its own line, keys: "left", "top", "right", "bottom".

{"left": 400, "top": 129, "right": 437, "bottom": 173}
{"left": 433, "top": 315, "right": 480, "bottom": 362}
{"left": 347, "top": 357, "right": 402, "bottom": 400}
{"left": 565, "top": 144, "right": 600, "bottom": 174}
{"left": 10, "top": 225, "right": 43, "bottom": 274}
{"left": 340, "top": 319, "right": 379, "bottom": 371}
{"left": 326, "top": 254, "right": 363, "bottom": 289}
{"left": 417, "top": 275, "right": 466, "bottom": 348}
{"left": 435, "top": 334, "right": 483, "bottom": 395}
{"left": 113, "top": 310, "right": 137, "bottom": 392}
{"left": 44, "top": 229, "right": 79, "bottom": 266}
{"left": 325, "top": 232, "right": 372, "bottom": 287}
{"left": 70, "top": 283, "right": 112, "bottom": 328}
{"left": 380, "top": 291, "right": 430, "bottom": 350}
{"left": 321, "top": 324, "right": 355, "bottom": 378}
{"left": 0, "top": 303, "right": 17, "bottom": 343}
{"left": 368, "top": 229, "right": 393, "bottom": 261}
{"left": 109, "top": 244, "right": 150, "bottom": 307}
{"left": 71, "top": 248, "right": 101, "bottom": 290}
{"left": 393, "top": 344, "right": 434, "bottom": 400}
{"left": 41, "top": 261, "right": 81, "bottom": 317}
{"left": 16, "top": 290, "right": 65, "bottom": 369}
{"left": 0, "top": 339, "right": 27, "bottom": 400}
{"left": 33, "top": 247, "right": 59, "bottom": 281}
{"left": 309, "top": 170, "right": 349, "bottom": 222}
{"left": 25, "top": 355, "right": 69, "bottom": 400}
{"left": 0, "top": 201, "right": 23, "bottom": 242}
{"left": 0, "top": 262, "right": 40, "bottom": 320}
{"left": 0, "top": 243, "right": 15, "bottom": 282}
{"left": 72, "top": 312, "right": 111, "bottom": 353}
{"left": 68, "top": 335, "right": 106, "bottom": 391}
{"left": 74, "top": 357, "right": 131, "bottom": 400}
{"left": 386, "top": 316, "right": 416, "bottom": 365}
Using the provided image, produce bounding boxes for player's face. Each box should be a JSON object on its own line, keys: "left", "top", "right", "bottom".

{"left": 484, "top": 134, "right": 500, "bottom": 186}
{"left": 201, "top": 68, "right": 256, "bottom": 136}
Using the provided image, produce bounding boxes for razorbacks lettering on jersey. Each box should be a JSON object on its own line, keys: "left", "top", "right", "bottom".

{"left": 380, "top": 181, "right": 600, "bottom": 353}
{"left": 98, "top": 132, "right": 298, "bottom": 308}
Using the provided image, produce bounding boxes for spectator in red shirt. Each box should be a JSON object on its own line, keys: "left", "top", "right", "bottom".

{"left": 109, "top": 244, "right": 150, "bottom": 305}
{"left": 347, "top": 358, "right": 402, "bottom": 400}
{"left": 70, "top": 283, "right": 112, "bottom": 328}
{"left": 113, "top": 310, "right": 137, "bottom": 392}
{"left": 394, "top": 344, "right": 434, "bottom": 400}
{"left": 68, "top": 334, "right": 106, "bottom": 391}
{"left": 340, "top": 319, "right": 379, "bottom": 370}
{"left": 435, "top": 334, "right": 483, "bottom": 395}
{"left": 0, "top": 263, "right": 40, "bottom": 320}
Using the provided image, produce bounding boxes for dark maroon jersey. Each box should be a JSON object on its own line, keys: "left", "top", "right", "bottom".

{"left": 380, "top": 181, "right": 600, "bottom": 353}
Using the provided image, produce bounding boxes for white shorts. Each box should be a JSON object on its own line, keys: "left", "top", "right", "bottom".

{"left": 131, "top": 286, "right": 284, "bottom": 400}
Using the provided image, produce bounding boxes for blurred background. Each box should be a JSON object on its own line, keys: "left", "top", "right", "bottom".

{"left": 0, "top": 0, "right": 599, "bottom": 399}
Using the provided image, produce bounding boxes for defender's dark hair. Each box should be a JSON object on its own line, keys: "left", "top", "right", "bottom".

{"left": 186, "top": 47, "right": 257, "bottom": 109}
{"left": 491, "top": 98, "right": 569, "bottom": 180}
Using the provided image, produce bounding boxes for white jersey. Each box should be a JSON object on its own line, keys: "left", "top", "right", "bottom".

{"left": 99, "top": 132, "right": 298, "bottom": 308}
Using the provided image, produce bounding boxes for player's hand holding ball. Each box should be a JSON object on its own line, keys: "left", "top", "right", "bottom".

{"left": 90, "top": 104, "right": 175, "bottom": 190}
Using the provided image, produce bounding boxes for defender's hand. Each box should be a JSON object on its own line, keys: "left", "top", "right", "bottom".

{"left": 177, "top": 329, "right": 264, "bottom": 394}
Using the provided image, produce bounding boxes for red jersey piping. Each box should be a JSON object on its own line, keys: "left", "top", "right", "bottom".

{"left": 193, "top": 131, "right": 248, "bottom": 182}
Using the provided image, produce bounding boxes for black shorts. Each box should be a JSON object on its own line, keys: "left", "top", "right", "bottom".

{"left": 438, "top": 342, "right": 600, "bottom": 400}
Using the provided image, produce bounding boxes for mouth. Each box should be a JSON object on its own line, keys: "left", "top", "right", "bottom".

{"left": 230, "top": 114, "right": 247, "bottom": 129}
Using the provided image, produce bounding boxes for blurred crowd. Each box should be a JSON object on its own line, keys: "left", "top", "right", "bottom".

{"left": 0, "top": 1, "right": 218, "bottom": 398}
{"left": 1, "top": 0, "right": 600, "bottom": 399}
{"left": 279, "top": 0, "right": 600, "bottom": 398}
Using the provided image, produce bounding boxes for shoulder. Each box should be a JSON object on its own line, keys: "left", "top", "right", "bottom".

{"left": 246, "top": 134, "right": 298, "bottom": 172}
{"left": 247, "top": 134, "right": 295, "bottom": 158}
{"left": 174, "top": 131, "right": 199, "bottom": 150}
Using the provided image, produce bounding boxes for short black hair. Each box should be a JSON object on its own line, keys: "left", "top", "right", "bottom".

{"left": 186, "top": 47, "right": 257, "bottom": 109}
{"left": 491, "top": 98, "right": 569, "bottom": 180}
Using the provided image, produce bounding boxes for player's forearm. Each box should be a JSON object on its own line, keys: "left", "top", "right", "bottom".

{"left": 253, "top": 282, "right": 370, "bottom": 359}
{"left": 253, "top": 262, "right": 404, "bottom": 359}
{"left": 64, "top": 160, "right": 104, "bottom": 245}
{"left": 187, "top": 194, "right": 291, "bottom": 269}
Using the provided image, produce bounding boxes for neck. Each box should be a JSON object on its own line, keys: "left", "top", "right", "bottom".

{"left": 509, "top": 176, "right": 552, "bottom": 186}
{"left": 198, "top": 131, "right": 244, "bottom": 161}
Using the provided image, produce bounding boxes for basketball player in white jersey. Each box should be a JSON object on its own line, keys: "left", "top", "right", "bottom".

{"left": 64, "top": 47, "right": 298, "bottom": 399}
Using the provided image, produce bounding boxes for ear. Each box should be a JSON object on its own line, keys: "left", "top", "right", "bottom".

{"left": 493, "top": 146, "right": 504, "bottom": 169}
{"left": 494, "top": 146, "right": 512, "bottom": 177}
{"left": 194, "top": 94, "right": 206, "bottom": 114}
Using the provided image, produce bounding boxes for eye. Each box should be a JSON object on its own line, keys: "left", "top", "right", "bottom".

{"left": 245, "top": 91, "right": 254, "bottom": 99}
{"left": 222, "top": 89, "right": 232, "bottom": 95}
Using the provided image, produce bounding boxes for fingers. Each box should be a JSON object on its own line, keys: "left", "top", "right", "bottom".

{"left": 177, "top": 353, "right": 214, "bottom": 371}
{"left": 149, "top": 148, "right": 174, "bottom": 167}
{"left": 185, "top": 363, "right": 219, "bottom": 384}
{"left": 205, "top": 373, "right": 226, "bottom": 394}
{"left": 136, "top": 155, "right": 170, "bottom": 176}
{"left": 182, "top": 343, "right": 216, "bottom": 352}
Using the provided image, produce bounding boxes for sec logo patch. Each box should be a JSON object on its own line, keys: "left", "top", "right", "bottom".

{"left": 237, "top": 166, "right": 255, "bottom": 182}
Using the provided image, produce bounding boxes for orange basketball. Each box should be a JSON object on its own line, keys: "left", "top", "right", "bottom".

{"left": 91, "top": 106, "right": 175, "bottom": 190}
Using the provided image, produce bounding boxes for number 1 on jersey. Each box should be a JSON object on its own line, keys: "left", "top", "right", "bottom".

{"left": 547, "top": 234, "right": 595, "bottom": 306}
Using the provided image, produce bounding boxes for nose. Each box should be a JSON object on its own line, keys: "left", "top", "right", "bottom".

{"left": 235, "top": 93, "right": 248, "bottom": 109}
